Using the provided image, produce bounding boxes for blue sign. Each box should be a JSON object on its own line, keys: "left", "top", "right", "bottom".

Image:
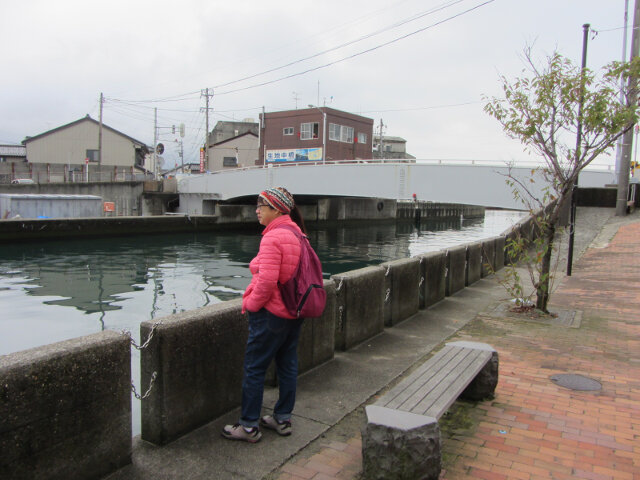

{"left": 266, "top": 148, "right": 322, "bottom": 163}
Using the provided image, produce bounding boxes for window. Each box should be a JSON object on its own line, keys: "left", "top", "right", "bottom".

{"left": 283, "top": 127, "right": 294, "bottom": 135}
{"left": 223, "top": 156, "right": 237, "bottom": 167}
{"left": 357, "top": 133, "right": 368, "bottom": 144}
{"left": 329, "top": 123, "right": 340, "bottom": 141}
{"left": 340, "top": 126, "right": 354, "bottom": 144}
{"left": 86, "top": 149, "right": 99, "bottom": 162}
{"left": 329, "top": 124, "right": 355, "bottom": 143}
{"left": 300, "top": 122, "right": 319, "bottom": 140}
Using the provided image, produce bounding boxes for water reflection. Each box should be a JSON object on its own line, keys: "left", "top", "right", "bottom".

{"left": 0, "top": 211, "right": 523, "bottom": 357}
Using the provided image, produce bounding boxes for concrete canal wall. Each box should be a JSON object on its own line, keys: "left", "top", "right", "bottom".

{"left": 0, "top": 215, "right": 226, "bottom": 242}
{"left": 0, "top": 198, "right": 484, "bottom": 243}
{"left": 1, "top": 214, "right": 540, "bottom": 479}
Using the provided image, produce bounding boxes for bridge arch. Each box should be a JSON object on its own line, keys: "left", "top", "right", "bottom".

{"left": 177, "top": 161, "right": 614, "bottom": 212}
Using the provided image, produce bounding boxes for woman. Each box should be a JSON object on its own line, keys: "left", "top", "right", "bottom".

{"left": 222, "top": 186, "right": 307, "bottom": 443}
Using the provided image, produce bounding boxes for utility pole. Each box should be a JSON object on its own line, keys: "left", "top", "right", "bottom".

{"left": 615, "top": 0, "right": 630, "bottom": 182}
{"left": 153, "top": 107, "right": 158, "bottom": 180}
{"left": 98, "top": 92, "right": 104, "bottom": 164}
{"left": 616, "top": 0, "right": 640, "bottom": 216}
{"left": 260, "top": 106, "right": 266, "bottom": 165}
{"left": 567, "top": 23, "right": 590, "bottom": 277}
{"left": 378, "top": 119, "right": 385, "bottom": 160}
{"left": 201, "top": 88, "right": 214, "bottom": 171}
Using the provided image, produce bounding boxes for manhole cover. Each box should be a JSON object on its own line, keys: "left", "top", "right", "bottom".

{"left": 550, "top": 374, "right": 601, "bottom": 391}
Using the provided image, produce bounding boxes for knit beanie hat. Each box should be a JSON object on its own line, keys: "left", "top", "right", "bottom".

{"left": 259, "top": 187, "right": 295, "bottom": 214}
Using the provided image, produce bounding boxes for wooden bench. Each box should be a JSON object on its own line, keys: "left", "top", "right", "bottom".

{"left": 361, "top": 341, "right": 499, "bottom": 480}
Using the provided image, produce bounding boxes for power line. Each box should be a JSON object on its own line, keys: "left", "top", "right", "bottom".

{"left": 110, "top": 90, "right": 202, "bottom": 104}
{"left": 102, "top": 1, "right": 490, "bottom": 109}
{"left": 216, "top": 0, "right": 496, "bottom": 96}
{"left": 108, "top": 99, "right": 201, "bottom": 113}
{"left": 213, "top": 0, "right": 467, "bottom": 90}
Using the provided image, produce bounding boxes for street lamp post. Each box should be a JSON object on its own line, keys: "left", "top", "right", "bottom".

{"left": 309, "top": 105, "right": 326, "bottom": 164}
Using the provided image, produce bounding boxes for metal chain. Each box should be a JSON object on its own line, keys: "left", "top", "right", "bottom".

{"left": 385, "top": 288, "right": 391, "bottom": 303}
{"left": 122, "top": 321, "right": 162, "bottom": 350}
{"left": 336, "top": 278, "right": 344, "bottom": 292}
{"left": 385, "top": 265, "right": 391, "bottom": 277}
{"left": 132, "top": 371, "right": 157, "bottom": 400}
{"left": 338, "top": 306, "right": 344, "bottom": 331}
{"left": 419, "top": 276, "right": 424, "bottom": 287}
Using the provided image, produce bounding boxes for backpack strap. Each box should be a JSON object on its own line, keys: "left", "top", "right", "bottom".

{"left": 275, "top": 224, "right": 306, "bottom": 240}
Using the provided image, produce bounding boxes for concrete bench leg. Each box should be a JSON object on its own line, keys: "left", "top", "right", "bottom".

{"left": 362, "top": 406, "right": 441, "bottom": 480}
{"left": 462, "top": 349, "right": 499, "bottom": 400}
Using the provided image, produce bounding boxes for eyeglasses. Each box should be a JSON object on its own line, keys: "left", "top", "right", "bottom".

{"left": 256, "top": 203, "right": 270, "bottom": 208}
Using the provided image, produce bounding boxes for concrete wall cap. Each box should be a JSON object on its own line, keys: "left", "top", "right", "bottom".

{"left": 381, "top": 257, "right": 420, "bottom": 268}
{"left": 140, "top": 298, "right": 243, "bottom": 329}
{"left": 331, "top": 265, "right": 384, "bottom": 279}
{"left": 0, "top": 330, "right": 125, "bottom": 369}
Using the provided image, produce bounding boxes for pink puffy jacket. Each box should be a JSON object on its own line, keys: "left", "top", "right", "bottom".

{"left": 242, "top": 215, "right": 302, "bottom": 319}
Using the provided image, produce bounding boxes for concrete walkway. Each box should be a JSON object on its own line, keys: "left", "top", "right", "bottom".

{"left": 106, "top": 207, "right": 639, "bottom": 480}
{"left": 268, "top": 208, "right": 640, "bottom": 480}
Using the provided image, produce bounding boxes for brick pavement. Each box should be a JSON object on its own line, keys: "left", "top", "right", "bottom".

{"left": 270, "top": 220, "right": 640, "bottom": 480}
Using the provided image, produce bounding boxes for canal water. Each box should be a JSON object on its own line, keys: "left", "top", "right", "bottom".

{"left": 0, "top": 209, "right": 524, "bottom": 435}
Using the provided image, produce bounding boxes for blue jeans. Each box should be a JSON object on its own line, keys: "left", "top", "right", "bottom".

{"left": 240, "top": 309, "right": 304, "bottom": 428}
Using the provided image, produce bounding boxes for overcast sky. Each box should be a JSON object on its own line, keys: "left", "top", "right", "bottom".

{"left": 0, "top": 0, "right": 630, "bottom": 169}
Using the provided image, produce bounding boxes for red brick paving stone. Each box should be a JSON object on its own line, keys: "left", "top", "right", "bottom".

{"left": 280, "top": 463, "right": 316, "bottom": 479}
{"left": 310, "top": 475, "right": 339, "bottom": 480}
{"left": 272, "top": 221, "right": 640, "bottom": 480}
{"left": 439, "top": 221, "right": 640, "bottom": 479}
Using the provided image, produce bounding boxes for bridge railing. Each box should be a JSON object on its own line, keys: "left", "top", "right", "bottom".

{"left": 178, "top": 157, "right": 615, "bottom": 180}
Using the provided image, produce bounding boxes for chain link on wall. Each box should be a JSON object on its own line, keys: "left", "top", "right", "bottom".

{"left": 132, "top": 371, "right": 157, "bottom": 400}
{"left": 121, "top": 321, "right": 162, "bottom": 400}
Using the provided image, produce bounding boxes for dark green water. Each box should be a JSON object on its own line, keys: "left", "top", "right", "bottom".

{"left": 0, "top": 211, "right": 525, "bottom": 356}
{"left": 0, "top": 210, "right": 523, "bottom": 434}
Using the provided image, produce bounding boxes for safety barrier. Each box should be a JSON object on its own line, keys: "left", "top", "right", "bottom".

{"left": 418, "top": 250, "right": 447, "bottom": 309}
{"left": 445, "top": 245, "right": 467, "bottom": 296}
{"left": 331, "top": 266, "right": 386, "bottom": 351}
{"left": 0, "top": 331, "right": 131, "bottom": 480}
{"left": 466, "top": 242, "right": 482, "bottom": 286}
{"left": 2, "top": 211, "right": 547, "bottom": 478}
{"left": 381, "top": 257, "right": 421, "bottom": 327}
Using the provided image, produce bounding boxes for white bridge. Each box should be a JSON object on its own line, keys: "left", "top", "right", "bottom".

{"left": 177, "top": 160, "right": 615, "bottom": 211}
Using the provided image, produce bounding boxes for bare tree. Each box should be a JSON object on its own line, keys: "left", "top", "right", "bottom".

{"left": 485, "top": 49, "right": 640, "bottom": 312}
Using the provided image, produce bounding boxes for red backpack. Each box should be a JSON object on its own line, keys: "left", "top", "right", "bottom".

{"left": 277, "top": 225, "right": 327, "bottom": 319}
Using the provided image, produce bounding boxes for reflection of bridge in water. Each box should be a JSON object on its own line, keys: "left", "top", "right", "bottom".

{"left": 178, "top": 160, "right": 614, "bottom": 210}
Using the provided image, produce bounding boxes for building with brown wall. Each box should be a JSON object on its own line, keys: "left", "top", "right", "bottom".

{"left": 258, "top": 107, "right": 374, "bottom": 164}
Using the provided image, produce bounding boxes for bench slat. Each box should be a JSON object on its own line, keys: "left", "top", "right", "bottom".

{"left": 377, "top": 346, "right": 491, "bottom": 419}
{"left": 414, "top": 351, "right": 491, "bottom": 418}
{"left": 396, "top": 349, "right": 488, "bottom": 416}
{"left": 376, "top": 345, "right": 460, "bottom": 407}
